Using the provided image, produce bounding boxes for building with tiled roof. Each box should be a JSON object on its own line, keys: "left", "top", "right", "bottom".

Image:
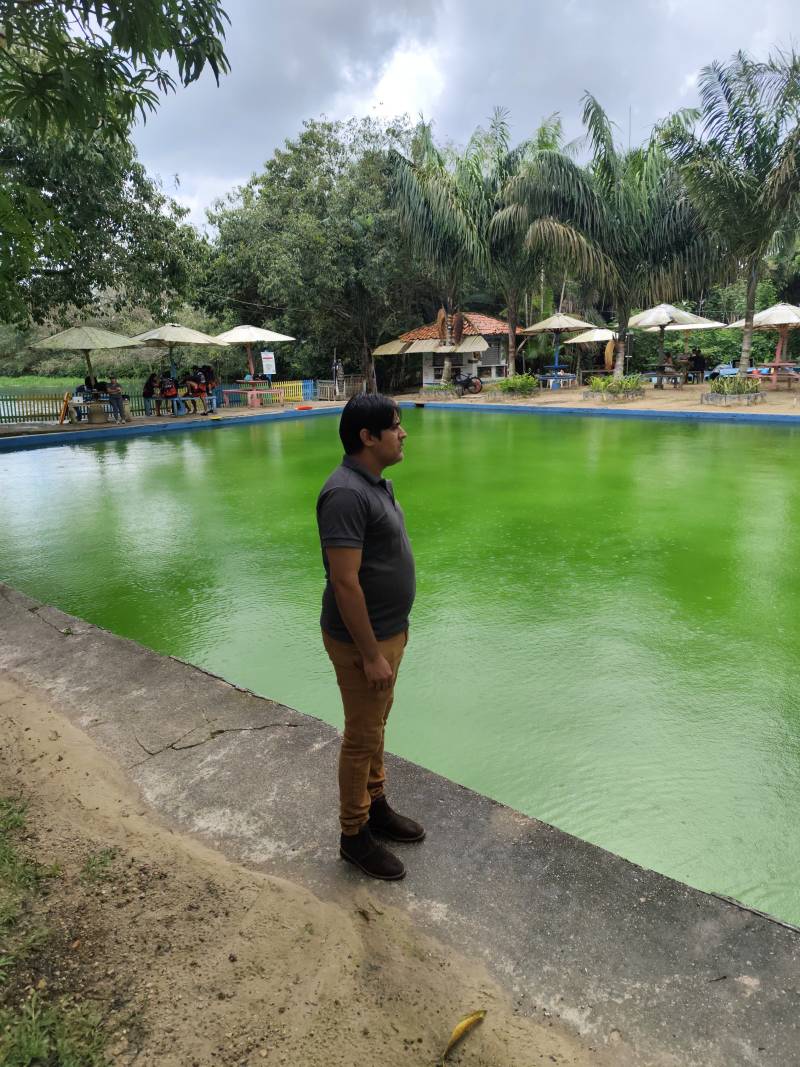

{"left": 399, "top": 312, "right": 512, "bottom": 342}
{"left": 397, "top": 311, "right": 514, "bottom": 385}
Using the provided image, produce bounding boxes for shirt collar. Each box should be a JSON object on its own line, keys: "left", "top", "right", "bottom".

{"left": 342, "top": 454, "right": 385, "bottom": 486}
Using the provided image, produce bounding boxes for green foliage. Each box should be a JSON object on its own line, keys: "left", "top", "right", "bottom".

{"left": 0, "top": 799, "right": 40, "bottom": 897}
{"left": 0, "top": 993, "right": 108, "bottom": 1067}
{"left": 200, "top": 117, "right": 431, "bottom": 385}
{"left": 505, "top": 95, "right": 721, "bottom": 376}
{"left": 709, "top": 374, "right": 762, "bottom": 394}
{"left": 0, "top": 1, "right": 229, "bottom": 138}
{"left": 0, "top": 122, "right": 204, "bottom": 324}
{"left": 497, "top": 373, "right": 539, "bottom": 394}
{"left": 588, "top": 373, "right": 642, "bottom": 394}
{"left": 391, "top": 109, "right": 601, "bottom": 367}
{"left": 663, "top": 51, "right": 800, "bottom": 368}
{"left": 79, "top": 848, "right": 118, "bottom": 885}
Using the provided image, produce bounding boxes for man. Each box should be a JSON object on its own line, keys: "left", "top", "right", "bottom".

{"left": 106, "top": 377, "right": 125, "bottom": 423}
{"left": 317, "top": 394, "right": 423, "bottom": 881}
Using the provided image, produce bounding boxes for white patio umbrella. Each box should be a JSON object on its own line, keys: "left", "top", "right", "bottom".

{"left": 31, "top": 326, "right": 141, "bottom": 384}
{"left": 521, "top": 313, "right": 595, "bottom": 369}
{"left": 563, "top": 328, "right": 617, "bottom": 344}
{"left": 628, "top": 304, "right": 724, "bottom": 363}
{"left": 214, "top": 325, "right": 295, "bottom": 377}
{"left": 129, "top": 323, "right": 229, "bottom": 377}
{"left": 728, "top": 303, "right": 800, "bottom": 362}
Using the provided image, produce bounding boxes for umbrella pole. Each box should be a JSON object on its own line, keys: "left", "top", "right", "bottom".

{"left": 776, "top": 326, "right": 787, "bottom": 361}
{"left": 553, "top": 332, "right": 560, "bottom": 369}
{"left": 84, "top": 350, "right": 96, "bottom": 387}
{"left": 246, "top": 343, "right": 255, "bottom": 378}
{"left": 658, "top": 326, "right": 665, "bottom": 365}
{"left": 169, "top": 344, "right": 177, "bottom": 380}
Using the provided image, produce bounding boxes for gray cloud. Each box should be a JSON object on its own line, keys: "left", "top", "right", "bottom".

{"left": 132, "top": 0, "right": 798, "bottom": 225}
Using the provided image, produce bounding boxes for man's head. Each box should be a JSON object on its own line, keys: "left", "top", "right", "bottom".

{"left": 110, "top": 376, "right": 118, "bottom": 384}
{"left": 339, "top": 393, "right": 406, "bottom": 468}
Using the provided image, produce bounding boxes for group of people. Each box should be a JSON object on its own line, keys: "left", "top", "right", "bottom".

{"left": 142, "top": 365, "right": 219, "bottom": 417}
{"left": 661, "top": 348, "right": 707, "bottom": 381}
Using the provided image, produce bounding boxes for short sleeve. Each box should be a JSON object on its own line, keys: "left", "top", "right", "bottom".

{"left": 317, "top": 487, "right": 369, "bottom": 548}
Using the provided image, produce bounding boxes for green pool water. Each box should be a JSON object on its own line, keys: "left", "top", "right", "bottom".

{"left": 3, "top": 409, "right": 800, "bottom": 924}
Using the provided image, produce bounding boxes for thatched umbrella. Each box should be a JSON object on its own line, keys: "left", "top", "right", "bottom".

{"left": 30, "top": 326, "right": 140, "bottom": 384}
{"left": 130, "top": 323, "right": 229, "bottom": 378}
{"left": 214, "top": 325, "right": 295, "bottom": 377}
{"left": 564, "top": 327, "right": 618, "bottom": 378}
{"left": 728, "top": 303, "right": 800, "bottom": 364}
{"left": 521, "top": 313, "right": 595, "bottom": 370}
{"left": 628, "top": 304, "right": 724, "bottom": 363}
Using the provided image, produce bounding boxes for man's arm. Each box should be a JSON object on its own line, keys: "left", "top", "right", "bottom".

{"left": 325, "top": 547, "right": 394, "bottom": 691}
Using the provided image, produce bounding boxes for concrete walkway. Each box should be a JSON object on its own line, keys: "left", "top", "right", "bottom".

{"left": 1, "top": 581, "right": 798, "bottom": 1065}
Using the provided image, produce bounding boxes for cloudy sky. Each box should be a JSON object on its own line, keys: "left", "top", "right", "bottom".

{"left": 132, "top": 0, "right": 796, "bottom": 228}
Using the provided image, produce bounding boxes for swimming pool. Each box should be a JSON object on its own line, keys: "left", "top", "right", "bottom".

{"left": 3, "top": 408, "right": 800, "bottom": 923}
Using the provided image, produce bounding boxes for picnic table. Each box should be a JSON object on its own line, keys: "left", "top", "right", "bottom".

{"left": 537, "top": 373, "right": 578, "bottom": 390}
{"left": 645, "top": 370, "right": 686, "bottom": 390}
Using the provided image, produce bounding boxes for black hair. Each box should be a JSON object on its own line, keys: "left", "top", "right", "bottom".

{"left": 339, "top": 393, "right": 399, "bottom": 455}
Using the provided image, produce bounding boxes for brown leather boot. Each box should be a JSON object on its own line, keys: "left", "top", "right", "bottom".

{"left": 340, "top": 826, "right": 406, "bottom": 880}
{"left": 368, "top": 796, "right": 426, "bottom": 842}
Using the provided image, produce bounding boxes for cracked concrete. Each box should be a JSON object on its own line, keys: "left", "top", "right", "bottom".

{"left": 1, "top": 580, "right": 799, "bottom": 1065}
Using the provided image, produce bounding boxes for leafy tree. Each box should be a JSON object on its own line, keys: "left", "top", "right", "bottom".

{"left": 0, "top": 0, "right": 228, "bottom": 325}
{"left": 507, "top": 95, "right": 718, "bottom": 376}
{"left": 0, "top": 122, "right": 203, "bottom": 323}
{"left": 663, "top": 51, "right": 800, "bottom": 371}
{"left": 0, "top": 0, "right": 229, "bottom": 137}
{"left": 202, "top": 118, "right": 431, "bottom": 390}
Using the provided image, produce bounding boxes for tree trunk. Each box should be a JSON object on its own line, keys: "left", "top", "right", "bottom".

{"left": 440, "top": 308, "right": 453, "bottom": 385}
{"left": 739, "top": 263, "right": 759, "bottom": 374}
{"left": 614, "top": 309, "right": 629, "bottom": 378}
{"left": 506, "top": 298, "right": 518, "bottom": 378}
{"left": 362, "top": 336, "right": 377, "bottom": 394}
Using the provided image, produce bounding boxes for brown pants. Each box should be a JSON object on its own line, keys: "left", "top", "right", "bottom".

{"left": 322, "top": 629, "right": 407, "bottom": 836}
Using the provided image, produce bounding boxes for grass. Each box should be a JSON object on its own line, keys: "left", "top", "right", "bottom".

{"left": 0, "top": 993, "right": 108, "bottom": 1067}
{"left": 0, "top": 376, "right": 144, "bottom": 394}
{"left": 80, "top": 848, "right": 118, "bottom": 884}
{"left": 0, "top": 799, "right": 110, "bottom": 1066}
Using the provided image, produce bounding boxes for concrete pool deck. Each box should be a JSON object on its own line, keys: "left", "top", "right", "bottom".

{"left": 2, "top": 382, "right": 800, "bottom": 452}
{"left": 1, "top": 581, "right": 798, "bottom": 1065}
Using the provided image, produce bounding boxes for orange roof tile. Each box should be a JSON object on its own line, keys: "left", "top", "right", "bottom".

{"left": 399, "top": 312, "right": 513, "bottom": 341}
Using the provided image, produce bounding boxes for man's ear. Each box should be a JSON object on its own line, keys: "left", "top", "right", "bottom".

{"left": 359, "top": 427, "right": 374, "bottom": 448}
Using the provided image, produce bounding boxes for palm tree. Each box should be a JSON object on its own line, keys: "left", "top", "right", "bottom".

{"left": 390, "top": 122, "right": 482, "bottom": 383}
{"left": 391, "top": 111, "right": 601, "bottom": 380}
{"left": 502, "top": 95, "right": 717, "bottom": 376}
{"left": 663, "top": 51, "right": 800, "bottom": 372}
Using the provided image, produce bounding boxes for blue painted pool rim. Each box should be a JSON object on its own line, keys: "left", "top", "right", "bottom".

{"left": 409, "top": 400, "right": 800, "bottom": 426}
{"left": 2, "top": 397, "right": 800, "bottom": 452}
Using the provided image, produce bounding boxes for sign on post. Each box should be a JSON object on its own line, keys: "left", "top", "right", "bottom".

{"left": 260, "top": 350, "right": 276, "bottom": 376}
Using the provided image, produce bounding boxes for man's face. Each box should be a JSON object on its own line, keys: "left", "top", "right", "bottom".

{"left": 368, "top": 411, "right": 407, "bottom": 467}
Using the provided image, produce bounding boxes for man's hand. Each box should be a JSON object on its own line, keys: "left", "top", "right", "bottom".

{"left": 363, "top": 652, "right": 394, "bottom": 691}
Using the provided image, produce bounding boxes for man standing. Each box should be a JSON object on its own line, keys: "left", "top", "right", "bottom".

{"left": 317, "top": 394, "right": 424, "bottom": 881}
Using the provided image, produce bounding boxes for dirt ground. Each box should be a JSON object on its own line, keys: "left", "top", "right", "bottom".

{"left": 1, "top": 676, "right": 617, "bottom": 1066}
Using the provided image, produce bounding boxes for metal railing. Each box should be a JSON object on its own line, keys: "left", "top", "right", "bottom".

{"left": 0, "top": 381, "right": 317, "bottom": 423}
{"left": 0, "top": 394, "right": 66, "bottom": 423}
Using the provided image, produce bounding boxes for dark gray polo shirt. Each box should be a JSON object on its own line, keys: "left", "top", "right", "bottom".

{"left": 317, "top": 455, "right": 416, "bottom": 642}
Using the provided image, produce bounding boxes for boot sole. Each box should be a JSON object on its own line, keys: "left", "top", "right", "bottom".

{"left": 340, "top": 848, "right": 406, "bottom": 880}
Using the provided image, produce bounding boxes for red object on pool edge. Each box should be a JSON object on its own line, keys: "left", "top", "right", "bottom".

{"left": 296, "top": 404, "right": 313, "bottom": 410}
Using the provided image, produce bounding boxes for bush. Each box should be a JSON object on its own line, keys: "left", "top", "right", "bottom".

{"left": 497, "top": 373, "right": 539, "bottom": 395}
{"left": 709, "top": 374, "right": 761, "bottom": 395}
{"left": 588, "top": 374, "right": 642, "bottom": 394}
